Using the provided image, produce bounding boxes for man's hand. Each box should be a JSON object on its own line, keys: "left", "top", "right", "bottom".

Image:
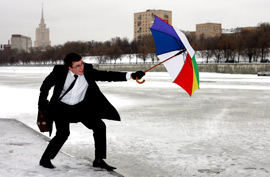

{"left": 131, "top": 71, "right": 145, "bottom": 80}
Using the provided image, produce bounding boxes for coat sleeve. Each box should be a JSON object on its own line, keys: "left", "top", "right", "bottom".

{"left": 38, "top": 66, "right": 59, "bottom": 108}
{"left": 85, "top": 64, "right": 128, "bottom": 82}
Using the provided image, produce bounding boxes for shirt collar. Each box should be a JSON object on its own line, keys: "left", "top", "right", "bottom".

{"left": 68, "top": 70, "right": 76, "bottom": 77}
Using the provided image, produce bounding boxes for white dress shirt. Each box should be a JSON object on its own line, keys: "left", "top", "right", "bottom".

{"left": 60, "top": 71, "right": 132, "bottom": 105}
{"left": 60, "top": 71, "right": 88, "bottom": 105}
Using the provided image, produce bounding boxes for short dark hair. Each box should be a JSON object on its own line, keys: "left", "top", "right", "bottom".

{"left": 64, "top": 53, "right": 82, "bottom": 68}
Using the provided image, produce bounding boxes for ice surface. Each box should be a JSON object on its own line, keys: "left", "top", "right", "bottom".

{"left": 0, "top": 66, "right": 270, "bottom": 176}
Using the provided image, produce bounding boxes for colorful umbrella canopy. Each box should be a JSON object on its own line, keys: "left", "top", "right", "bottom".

{"left": 150, "top": 16, "right": 200, "bottom": 96}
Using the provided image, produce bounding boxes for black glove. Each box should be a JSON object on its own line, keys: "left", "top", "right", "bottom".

{"left": 131, "top": 71, "right": 145, "bottom": 80}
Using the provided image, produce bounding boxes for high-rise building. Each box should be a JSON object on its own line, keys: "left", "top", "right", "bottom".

{"left": 134, "top": 9, "right": 172, "bottom": 41}
{"left": 196, "top": 23, "right": 222, "bottom": 39}
{"left": 11, "top": 34, "right": 32, "bottom": 52}
{"left": 34, "top": 5, "right": 51, "bottom": 49}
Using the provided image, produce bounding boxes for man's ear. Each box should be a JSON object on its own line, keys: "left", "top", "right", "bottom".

{"left": 68, "top": 67, "right": 72, "bottom": 71}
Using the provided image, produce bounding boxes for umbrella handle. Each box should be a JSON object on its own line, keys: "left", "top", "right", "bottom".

{"left": 136, "top": 77, "right": 145, "bottom": 84}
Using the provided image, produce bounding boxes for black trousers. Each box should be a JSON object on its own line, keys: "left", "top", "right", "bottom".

{"left": 41, "top": 101, "right": 107, "bottom": 160}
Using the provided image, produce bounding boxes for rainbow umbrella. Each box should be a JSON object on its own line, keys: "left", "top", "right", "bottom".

{"left": 137, "top": 16, "right": 199, "bottom": 96}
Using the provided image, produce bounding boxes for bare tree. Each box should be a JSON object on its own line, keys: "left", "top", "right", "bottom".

{"left": 257, "top": 23, "right": 270, "bottom": 62}
{"left": 241, "top": 30, "right": 258, "bottom": 63}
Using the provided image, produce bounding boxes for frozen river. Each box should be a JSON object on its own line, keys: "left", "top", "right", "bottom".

{"left": 0, "top": 66, "right": 270, "bottom": 177}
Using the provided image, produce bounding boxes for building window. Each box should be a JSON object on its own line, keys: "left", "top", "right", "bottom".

{"left": 164, "top": 13, "right": 169, "bottom": 19}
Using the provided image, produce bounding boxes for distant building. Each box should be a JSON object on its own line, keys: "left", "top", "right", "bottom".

{"left": 11, "top": 34, "right": 32, "bottom": 52}
{"left": 0, "top": 41, "right": 11, "bottom": 51}
{"left": 189, "top": 31, "right": 196, "bottom": 38}
{"left": 134, "top": 9, "right": 172, "bottom": 41}
{"left": 4, "top": 44, "right": 11, "bottom": 51}
{"left": 239, "top": 26, "right": 258, "bottom": 32}
{"left": 0, "top": 44, "right": 3, "bottom": 51}
{"left": 196, "top": 23, "right": 222, "bottom": 39}
{"left": 34, "top": 5, "right": 51, "bottom": 49}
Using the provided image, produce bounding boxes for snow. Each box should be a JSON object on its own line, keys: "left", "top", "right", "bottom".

{"left": 0, "top": 66, "right": 270, "bottom": 177}
{"left": 0, "top": 119, "right": 118, "bottom": 177}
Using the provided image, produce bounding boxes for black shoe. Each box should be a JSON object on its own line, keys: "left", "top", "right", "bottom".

{"left": 93, "top": 159, "right": 117, "bottom": 171}
{"left": 39, "top": 158, "right": 55, "bottom": 169}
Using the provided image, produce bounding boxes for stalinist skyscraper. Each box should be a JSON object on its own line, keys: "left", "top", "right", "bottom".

{"left": 34, "top": 5, "right": 51, "bottom": 49}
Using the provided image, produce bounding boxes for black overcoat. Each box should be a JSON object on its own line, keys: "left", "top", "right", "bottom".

{"left": 38, "top": 63, "right": 127, "bottom": 122}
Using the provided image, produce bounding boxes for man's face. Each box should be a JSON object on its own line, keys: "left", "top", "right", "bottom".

{"left": 69, "top": 60, "right": 84, "bottom": 75}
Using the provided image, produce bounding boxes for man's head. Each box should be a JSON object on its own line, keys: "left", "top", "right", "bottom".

{"left": 64, "top": 53, "right": 84, "bottom": 75}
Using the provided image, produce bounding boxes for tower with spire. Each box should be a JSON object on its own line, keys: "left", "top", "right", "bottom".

{"left": 34, "top": 4, "right": 51, "bottom": 49}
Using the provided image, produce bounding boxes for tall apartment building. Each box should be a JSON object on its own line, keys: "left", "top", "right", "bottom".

{"left": 196, "top": 23, "right": 222, "bottom": 39}
{"left": 34, "top": 5, "right": 51, "bottom": 49}
{"left": 134, "top": 9, "right": 172, "bottom": 41}
{"left": 11, "top": 34, "right": 32, "bottom": 52}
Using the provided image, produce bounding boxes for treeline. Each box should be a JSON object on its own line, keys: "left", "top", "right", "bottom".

{"left": 0, "top": 22, "right": 269, "bottom": 65}
{"left": 191, "top": 23, "right": 270, "bottom": 63}
{"left": 0, "top": 36, "right": 156, "bottom": 65}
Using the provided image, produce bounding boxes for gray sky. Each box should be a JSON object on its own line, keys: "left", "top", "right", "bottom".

{"left": 1, "top": 0, "right": 269, "bottom": 46}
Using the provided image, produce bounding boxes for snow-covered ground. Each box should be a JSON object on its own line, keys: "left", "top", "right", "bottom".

{"left": 0, "top": 118, "right": 120, "bottom": 177}
{"left": 0, "top": 66, "right": 270, "bottom": 177}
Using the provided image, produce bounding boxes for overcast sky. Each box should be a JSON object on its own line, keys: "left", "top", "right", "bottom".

{"left": 1, "top": 0, "right": 269, "bottom": 46}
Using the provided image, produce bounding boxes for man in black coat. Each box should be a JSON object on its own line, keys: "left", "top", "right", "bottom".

{"left": 38, "top": 52, "right": 145, "bottom": 170}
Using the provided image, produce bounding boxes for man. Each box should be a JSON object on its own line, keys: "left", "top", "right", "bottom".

{"left": 38, "top": 52, "right": 145, "bottom": 171}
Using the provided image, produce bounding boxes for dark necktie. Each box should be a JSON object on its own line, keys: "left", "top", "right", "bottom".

{"left": 59, "top": 75, "right": 78, "bottom": 100}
